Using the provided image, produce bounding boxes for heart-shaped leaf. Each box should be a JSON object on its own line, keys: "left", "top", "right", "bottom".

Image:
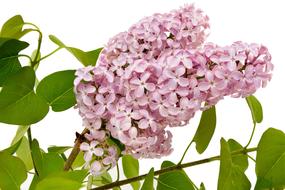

{"left": 246, "top": 95, "right": 263, "bottom": 124}
{"left": 0, "top": 67, "right": 49, "bottom": 125}
{"left": 157, "top": 161, "right": 195, "bottom": 190}
{"left": 122, "top": 155, "right": 140, "bottom": 190}
{"left": 193, "top": 106, "right": 216, "bottom": 154}
{"left": 37, "top": 70, "right": 76, "bottom": 112}
{"left": 0, "top": 152, "right": 27, "bottom": 190}
{"left": 255, "top": 128, "right": 285, "bottom": 189}
{"left": 228, "top": 139, "right": 248, "bottom": 172}
{"left": 218, "top": 138, "right": 251, "bottom": 190}
{"left": 0, "top": 38, "right": 29, "bottom": 86}
{"left": 141, "top": 168, "right": 154, "bottom": 190}
{"left": 0, "top": 15, "right": 26, "bottom": 39}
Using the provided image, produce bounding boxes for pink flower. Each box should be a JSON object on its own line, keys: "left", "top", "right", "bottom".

{"left": 80, "top": 141, "right": 104, "bottom": 162}
{"left": 94, "top": 93, "right": 116, "bottom": 115}
{"left": 164, "top": 66, "right": 189, "bottom": 90}
{"left": 130, "top": 72, "right": 155, "bottom": 97}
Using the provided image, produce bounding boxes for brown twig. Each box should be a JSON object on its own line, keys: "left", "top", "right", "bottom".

{"left": 64, "top": 128, "right": 89, "bottom": 171}
{"left": 91, "top": 147, "right": 257, "bottom": 190}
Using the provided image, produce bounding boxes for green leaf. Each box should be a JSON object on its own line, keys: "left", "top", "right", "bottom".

{"left": 246, "top": 95, "right": 263, "bottom": 123}
{"left": 218, "top": 138, "right": 251, "bottom": 190}
{"left": 92, "top": 172, "right": 112, "bottom": 186}
{"left": 1, "top": 138, "right": 22, "bottom": 155}
{"left": 0, "top": 15, "right": 24, "bottom": 39}
{"left": 255, "top": 128, "right": 285, "bottom": 189}
{"left": 48, "top": 146, "right": 72, "bottom": 154}
{"left": 16, "top": 136, "right": 34, "bottom": 171}
{"left": 41, "top": 152, "right": 64, "bottom": 177}
{"left": 0, "top": 67, "right": 49, "bottom": 125}
{"left": 122, "top": 155, "right": 140, "bottom": 190}
{"left": 44, "top": 170, "right": 87, "bottom": 183}
{"left": 141, "top": 168, "right": 154, "bottom": 190}
{"left": 0, "top": 152, "right": 27, "bottom": 190}
{"left": 11, "top": 125, "right": 30, "bottom": 145}
{"left": 157, "top": 161, "right": 195, "bottom": 190}
{"left": 36, "top": 70, "right": 76, "bottom": 112}
{"left": 72, "top": 151, "right": 85, "bottom": 169}
{"left": 35, "top": 177, "right": 82, "bottom": 190}
{"left": 228, "top": 139, "right": 248, "bottom": 172}
{"left": 193, "top": 106, "right": 216, "bottom": 154}
{"left": 0, "top": 38, "right": 29, "bottom": 86}
{"left": 31, "top": 139, "right": 43, "bottom": 176}
{"left": 49, "top": 35, "right": 102, "bottom": 66}
{"left": 199, "top": 183, "right": 206, "bottom": 190}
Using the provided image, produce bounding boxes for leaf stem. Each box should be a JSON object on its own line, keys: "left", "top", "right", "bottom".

{"left": 91, "top": 147, "right": 257, "bottom": 190}
{"left": 244, "top": 122, "right": 256, "bottom": 149}
{"left": 87, "top": 175, "right": 93, "bottom": 190}
{"left": 178, "top": 140, "right": 194, "bottom": 164}
{"left": 40, "top": 47, "right": 62, "bottom": 61}
{"left": 116, "top": 163, "right": 120, "bottom": 182}
{"left": 64, "top": 128, "right": 89, "bottom": 171}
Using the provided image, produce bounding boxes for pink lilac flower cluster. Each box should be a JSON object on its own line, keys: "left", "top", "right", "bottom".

{"left": 74, "top": 4, "right": 273, "bottom": 175}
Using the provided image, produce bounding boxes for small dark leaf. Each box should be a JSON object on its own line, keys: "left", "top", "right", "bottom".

{"left": 157, "top": 161, "right": 195, "bottom": 190}
{"left": 37, "top": 70, "right": 76, "bottom": 112}
{"left": 246, "top": 95, "right": 263, "bottom": 123}
{"left": 193, "top": 106, "right": 216, "bottom": 154}
{"left": 0, "top": 38, "right": 29, "bottom": 86}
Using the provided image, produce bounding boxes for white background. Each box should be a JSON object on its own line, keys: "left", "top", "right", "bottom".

{"left": 0, "top": 0, "right": 284, "bottom": 189}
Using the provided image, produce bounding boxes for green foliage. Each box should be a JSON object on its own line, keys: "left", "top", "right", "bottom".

{"left": 122, "top": 155, "right": 140, "bottom": 190}
{"left": 49, "top": 35, "right": 102, "bottom": 66}
{"left": 217, "top": 138, "right": 251, "bottom": 190}
{"left": 255, "top": 128, "right": 285, "bottom": 189}
{"left": 141, "top": 168, "right": 154, "bottom": 190}
{"left": 48, "top": 146, "right": 72, "bottom": 154}
{"left": 1, "top": 138, "right": 22, "bottom": 155}
{"left": 199, "top": 183, "right": 206, "bottom": 190}
{"left": 92, "top": 172, "right": 112, "bottom": 186}
{"left": 16, "top": 136, "right": 34, "bottom": 171}
{"left": 157, "top": 161, "right": 195, "bottom": 190}
{"left": 0, "top": 152, "right": 27, "bottom": 190}
{"left": 36, "top": 70, "right": 76, "bottom": 112}
{"left": 12, "top": 125, "right": 30, "bottom": 144}
{"left": 0, "top": 67, "right": 49, "bottom": 125}
{"left": 31, "top": 139, "right": 44, "bottom": 176}
{"left": 193, "top": 106, "right": 216, "bottom": 154}
{"left": 72, "top": 151, "right": 85, "bottom": 169}
{"left": 246, "top": 95, "right": 263, "bottom": 124}
{"left": 35, "top": 178, "right": 82, "bottom": 190}
{"left": 228, "top": 139, "right": 248, "bottom": 172}
{"left": 35, "top": 170, "right": 87, "bottom": 190}
{"left": 0, "top": 15, "right": 32, "bottom": 39}
{"left": 0, "top": 38, "right": 29, "bottom": 86}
